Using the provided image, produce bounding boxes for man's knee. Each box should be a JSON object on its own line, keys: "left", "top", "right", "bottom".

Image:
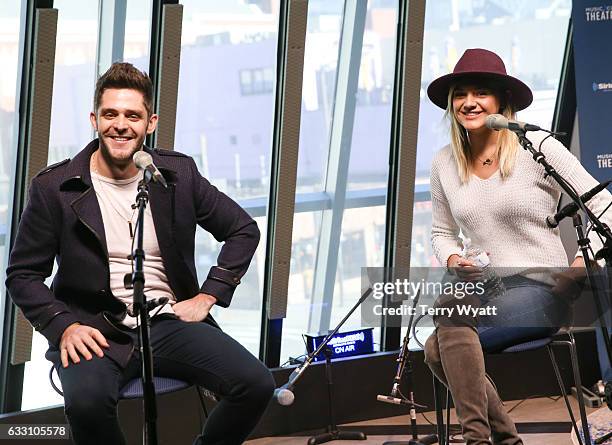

{"left": 64, "top": 386, "right": 118, "bottom": 424}
{"left": 246, "top": 363, "right": 275, "bottom": 402}
{"left": 228, "top": 359, "right": 274, "bottom": 406}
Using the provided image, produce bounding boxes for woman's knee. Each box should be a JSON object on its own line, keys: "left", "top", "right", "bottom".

{"left": 423, "top": 332, "right": 441, "bottom": 367}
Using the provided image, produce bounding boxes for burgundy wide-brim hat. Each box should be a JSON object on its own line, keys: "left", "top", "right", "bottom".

{"left": 427, "top": 48, "right": 533, "bottom": 111}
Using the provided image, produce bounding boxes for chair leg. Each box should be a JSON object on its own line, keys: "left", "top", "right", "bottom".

{"left": 566, "top": 334, "right": 592, "bottom": 445}
{"left": 548, "top": 339, "right": 592, "bottom": 445}
{"left": 445, "top": 389, "right": 451, "bottom": 445}
{"left": 433, "top": 374, "right": 446, "bottom": 445}
{"left": 195, "top": 386, "right": 209, "bottom": 419}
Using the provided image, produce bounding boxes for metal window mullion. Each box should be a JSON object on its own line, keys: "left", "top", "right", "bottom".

{"left": 259, "top": 0, "right": 308, "bottom": 367}
{"left": 306, "top": 0, "right": 367, "bottom": 336}
{"left": 381, "top": 0, "right": 426, "bottom": 351}
{"left": 95, "top": 0, "right": 127, "bottom": 79}
{"left": 551, "top": 21, "right": 575, "bottom": 147}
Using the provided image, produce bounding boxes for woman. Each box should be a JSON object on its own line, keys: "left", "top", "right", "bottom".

{"left": 423, "top": 48, "right": 611, "bottom": 445}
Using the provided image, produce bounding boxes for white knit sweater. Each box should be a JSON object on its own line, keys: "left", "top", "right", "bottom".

{"left": 430, "top": 131, "right": 612, "bottom": 271}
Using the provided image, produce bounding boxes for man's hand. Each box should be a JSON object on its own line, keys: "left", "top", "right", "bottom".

{"left": 59, "top": 323, "right": 110, "bottom": 368}
{"left": 173, "top": 293, "right": 217, "bottom": 322}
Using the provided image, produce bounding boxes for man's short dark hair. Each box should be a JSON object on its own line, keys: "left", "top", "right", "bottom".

{"left": 94, "top": 62, "right": 154, "bottom": 116}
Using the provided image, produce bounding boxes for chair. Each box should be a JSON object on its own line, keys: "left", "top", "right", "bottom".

{"left": 49, "top": 365, "right": 215, "bottom": 428}
{"left": 432, "top": 332, "right": 593, "bottom": 445}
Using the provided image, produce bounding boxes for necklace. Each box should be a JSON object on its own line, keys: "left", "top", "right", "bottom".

{"left": 91, "top": 151, "right": 137, "bottom": 239}
{"left": 473, "top": 153, "right": 497, "bottom": 167}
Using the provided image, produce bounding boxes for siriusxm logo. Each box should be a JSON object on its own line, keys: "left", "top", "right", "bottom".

{"left": 585, "top": 6, "right": 612, "bottom": 21}
{"left": 593, "top": 82, "right": 612, "bottom": 92}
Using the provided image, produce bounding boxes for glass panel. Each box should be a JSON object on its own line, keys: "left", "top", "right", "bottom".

{"left": 413, "top": 0, "right": 572, "bottom": 267}
{"left": 281, "top": 0, "right": 398, "bottom": 364}
{"left": 22, "top": 0, "right": 100, "bottom": 411}
{"left": 0, "top": 0, "right": 24, "bottom": 362}
{"left": 281, "top": 211, "right": 323, "bottom": 362}
{"left": 47, "top": 0, "right": 99, "bottom": 162}
{"left": 296, "top": 0, "right": 344, "bottom": 194}
{"left": 124, "top": 0, "right": 152, "bottom": 72}
{"left": 175, "top": 0, "right": 280, "bottom": 356}
{"left": 347, "top": 3, "right": 398, "bottom": 191}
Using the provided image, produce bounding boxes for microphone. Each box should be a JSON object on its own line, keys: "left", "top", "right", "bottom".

{"left": 546, "top": 180, "right": 612, "bottom": 228}
{"left": 273, "top": 365, "right": 306, "bottom": 406}
{"left": 273, "top": 384, "right": 295, "bottom": 406}
{"left": 127, "top": 297, "right": 169, "bottom": 317}
{"left": 376, "top": 394, "right": 426, "bottom": 408}
{"left": 485, "top": 114, "right": 542, "bottom": 132}
{"left": 133, "top": 151, "right": 168, "bottom": 188}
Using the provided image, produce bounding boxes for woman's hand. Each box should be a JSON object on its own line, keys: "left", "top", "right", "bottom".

{"left": 447, "top": 254, "right": 483, "bottom": 281}
{"left": 551, "top": 257, "right": 588, "bottom": 302}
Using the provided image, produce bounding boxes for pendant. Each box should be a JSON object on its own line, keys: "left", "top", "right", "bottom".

{"left": 483, "top": 158, "right": 492, "bottom": 166}
{"left": 128, "top": 221, "right": 134, "bottom": 239}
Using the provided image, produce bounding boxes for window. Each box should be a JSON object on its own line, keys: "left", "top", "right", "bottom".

{"left": 23, "top": 0, "right": 100, "bottom": 411}
{"left": 175, "top": 0, "right": 280, "bottom": 356}
{"left": 0, "top": 0, "right": 24, "bottom": 362}
{"left": 281, "top": 0, "right": 399, "bottom": 363}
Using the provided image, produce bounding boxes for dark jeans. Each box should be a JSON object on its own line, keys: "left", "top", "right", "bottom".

{"left": 477, "top": 276, "right": 570, "bottom": 353}
{"left": 434, "top": 275, "right": 571, "bottom": 353}
{"left": 50, "top": 315, "right": 275, "bottom": 445}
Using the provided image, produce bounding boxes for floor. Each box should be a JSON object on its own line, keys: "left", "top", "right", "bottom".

{"left": 246, "top": 396, "right": 607, "bottom": 445}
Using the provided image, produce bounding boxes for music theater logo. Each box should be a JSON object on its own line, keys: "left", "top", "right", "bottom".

{"left": 596, "top": 153, "right": 612, "bottom": 169}
{"left": 584, "top": 5, "right": 612, "bottom": 21}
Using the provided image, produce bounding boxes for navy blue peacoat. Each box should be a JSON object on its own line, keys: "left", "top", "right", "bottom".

{"left": 6, "top": 139, "right": 260, "bottom": 367}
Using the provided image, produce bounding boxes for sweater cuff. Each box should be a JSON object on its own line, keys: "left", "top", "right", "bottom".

{"left": 438, "top": 247, "right": 463, "bottom": 270}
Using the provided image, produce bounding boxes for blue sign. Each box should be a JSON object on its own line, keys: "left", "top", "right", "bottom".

{"left": 305, "top": 328, "right": 375, "bottom": 362}
{"left": 572, "top": 1, "right": 612, "bottom": 182}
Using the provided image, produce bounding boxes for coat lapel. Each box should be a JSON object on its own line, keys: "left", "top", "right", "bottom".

{"left": 61, "top": 140, "right": 108, "bottom": 258}
{"left": 148, "top": 180, "right": 174, "bottom": 248}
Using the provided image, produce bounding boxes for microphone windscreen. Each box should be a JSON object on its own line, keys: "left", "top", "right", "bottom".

{"left": 274, "top": 388, "right": 295, "bottom": 406}
{"left": 485, "top": 114, "right": 506, "bottom": 131}
{"left": 133, "top": 151, "right": 152, "bottom": 169}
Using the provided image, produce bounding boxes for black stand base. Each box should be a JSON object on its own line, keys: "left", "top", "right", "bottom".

{"left": 307, "top": 430, "right": 367, "bottom": 444}
{"left": 383, "top": 434, "right": 438, "bottom": 445}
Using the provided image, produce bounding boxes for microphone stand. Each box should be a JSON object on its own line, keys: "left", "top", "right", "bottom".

{"left": 379, "top": 290, "right": 438, "bottom": 445}
{"left": 276, "top": 288, "right": 373, "bottom": 443}
{"left": 516, "top": 130, "right": 612, "bottom": 372}
{"left": 129, "top": 170, "right": 159, "bottom": 445}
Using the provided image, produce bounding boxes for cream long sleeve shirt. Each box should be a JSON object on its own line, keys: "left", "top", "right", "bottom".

{"left": 430, "top": 131, "right": 612, "bottom": 272}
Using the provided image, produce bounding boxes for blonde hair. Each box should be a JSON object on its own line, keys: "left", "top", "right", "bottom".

{"left": 445, "top": 83, "right": 519, "bottom": 183}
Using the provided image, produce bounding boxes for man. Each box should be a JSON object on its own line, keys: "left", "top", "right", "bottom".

{"left": 6, "top": 63, "right": 274, "bottom": 445}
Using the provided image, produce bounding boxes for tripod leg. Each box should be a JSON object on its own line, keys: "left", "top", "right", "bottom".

{"left": 336, "top": 430, "right": 367, "bottom": 440}
{"left": 307, "top": 432, "right": 335, "bottom": 445}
